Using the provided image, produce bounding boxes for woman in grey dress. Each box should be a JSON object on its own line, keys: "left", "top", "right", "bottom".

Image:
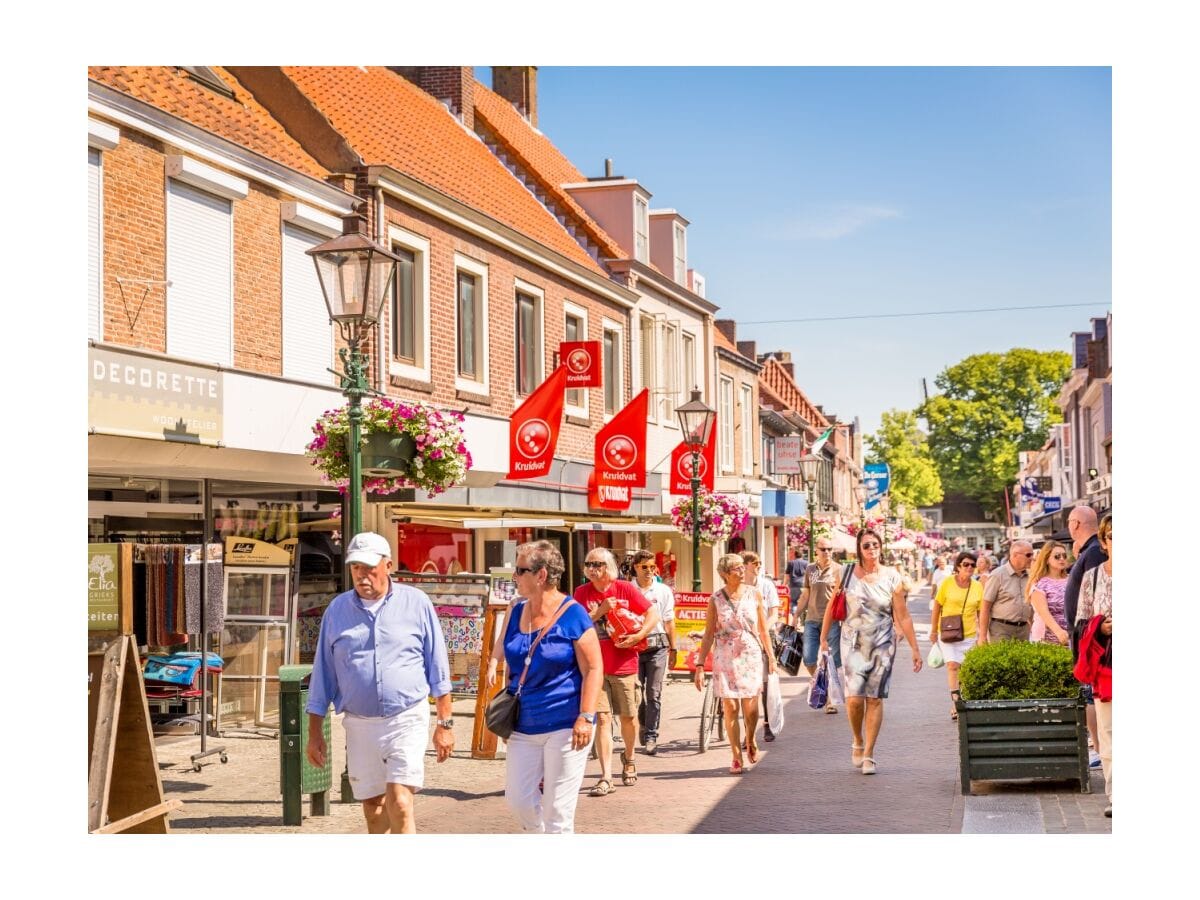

{"left": 820, "top": 529, "right": 922, "bottom": 775}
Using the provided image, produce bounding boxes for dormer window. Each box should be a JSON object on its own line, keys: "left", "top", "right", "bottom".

{"left": 179, "top": 66, "right": 236, "bottom": 99}
{"left": 673, "top": 222, "right": 687, "bottom": 283}
{"left": 634, "top": 196, "right": 649, "bottom": 263}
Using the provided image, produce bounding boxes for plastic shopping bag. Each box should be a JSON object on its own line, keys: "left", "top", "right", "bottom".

{"left": 926, "top": 640, "right": 945, "bottom": 669}
{"left": 766, "top": 672, "right": 785, "bottom": 735}
{"left": 807, "top": 655, "right": 828, "bottom": 709}
{"left": 825, "top": 651, "right": 846, "bottom": 706}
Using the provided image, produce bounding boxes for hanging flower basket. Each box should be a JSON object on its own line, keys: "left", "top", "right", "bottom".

{"left": 306, "top": 397, "right": 473, "bottom": 498}
{"left": 786, "top": 516, "right": 832, "bottom": 554}
{"left": 670, "top": 491, "right": 750, "bottom": 545}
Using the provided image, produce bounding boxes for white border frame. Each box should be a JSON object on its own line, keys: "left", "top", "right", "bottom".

{"left": 719, "top": 375, "right": 735, "bottom": 474}
{"left": 562, "top": 299, "right": 590, "bottom": 419}
{"left": 513, "top": 277, "right": 546, "bottom": 398}
{"left": 740, "top": 381, "right": 754, "bottom": 476}
{"left": 89, "top": 146, "right": 105, "bottom": 342}
{"left": 388, "top": 225, "right": 432, "bottom": 384}
{"left": 601, "top": 317, "right": 625, "bottom": 424}
{"left": 453, "top": 252, "right": 490, "bottom": 395}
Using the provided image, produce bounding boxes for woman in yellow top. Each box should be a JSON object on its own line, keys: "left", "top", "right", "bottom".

{"left": 931, "top": 551, "right": 983, "bottom": 720}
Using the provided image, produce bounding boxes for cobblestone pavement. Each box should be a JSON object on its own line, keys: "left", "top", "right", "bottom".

{"left": 155, "top": 585, "right": 1110, "bottom": 834}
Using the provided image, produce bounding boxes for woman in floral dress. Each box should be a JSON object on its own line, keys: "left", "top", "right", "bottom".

{"left": 694, "top": 553, "right": 777, "bottom": 774}
{"left": 1027, "top": 540, "right": 1071, "bottom": 644}
{"left": 820, "top": 529, "right": 922, "bottom": 776}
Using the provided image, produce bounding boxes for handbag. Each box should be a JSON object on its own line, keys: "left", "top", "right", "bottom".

{"left": 828, "top": 563, "right": 855, "bottom": 622}
{"left": 606, "top": 602, "right": 648, "bottom": 653}
{"left": 775, "top": 625, "right": 803, "bottom": 676}
{"left": 938, "top": 580, "right": 976, "bottom": 643}
{"left": 484, "top": 597, "right": 573, "bottom": 739}
{"left": 808, "top": 654, "right": 829, "bottom": 709}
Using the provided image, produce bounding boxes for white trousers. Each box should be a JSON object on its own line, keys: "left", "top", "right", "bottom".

{"left": 1096, "top": 699, "right": 1112, "bottom": 801}
{"left": 504, "top": 727, "right": 592, "bottom": 833}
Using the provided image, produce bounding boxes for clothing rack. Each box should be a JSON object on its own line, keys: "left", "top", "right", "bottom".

{"left": 190, "top": 479, "right": 227, "bottom": 772}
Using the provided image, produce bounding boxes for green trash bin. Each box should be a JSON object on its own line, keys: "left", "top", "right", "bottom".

{"left": 279, "top": 665, "right": 332, "bottom": 825}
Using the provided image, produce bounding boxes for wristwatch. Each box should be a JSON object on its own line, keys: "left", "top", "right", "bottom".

{"left": 578, "top": 712, "right": 596, "bottom": 724}
{"left": 436, "top": 718, "right": 454, "bottom": 729}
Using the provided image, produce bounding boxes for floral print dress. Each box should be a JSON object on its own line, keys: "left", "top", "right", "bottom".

{"left": 710, "top": 588, "right": 764, "bottom": 698}
{"left": 840, "top": 568, "right": 903, "bottom": 699}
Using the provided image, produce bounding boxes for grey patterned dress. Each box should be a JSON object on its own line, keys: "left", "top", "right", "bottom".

{"left": 839, "top": 568, "right": 903, "bottom": 699}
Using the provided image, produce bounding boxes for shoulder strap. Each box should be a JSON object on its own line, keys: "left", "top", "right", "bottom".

{"left": 515, "top": 597, "right": 573, "bottom": 695}
{"left": 840, "top": 563, "right": 855, "bottom": 589}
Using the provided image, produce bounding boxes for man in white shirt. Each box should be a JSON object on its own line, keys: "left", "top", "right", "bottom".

{"left": 631, "top": 549, "right": 675, "bottom": 756}
{"left": 742, "top": 551, "right": 781, "bottom": 742}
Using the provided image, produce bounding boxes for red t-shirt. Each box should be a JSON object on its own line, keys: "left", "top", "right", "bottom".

{"left": 574, "top": 580, "right": 652, "bottom": 675}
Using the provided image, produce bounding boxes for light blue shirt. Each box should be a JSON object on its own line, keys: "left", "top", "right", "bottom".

{"left": 306, "top": 584, "right": 452, "bottom": 718}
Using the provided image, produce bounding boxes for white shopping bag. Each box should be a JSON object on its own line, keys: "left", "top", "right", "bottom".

{"left": 824, "top": 650, "right": 846, "bottom": 706}
{"left": 766, "top": 672, "right": 785, "bottom": 735}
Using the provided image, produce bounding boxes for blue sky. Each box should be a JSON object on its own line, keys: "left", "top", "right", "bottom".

{"left": 482, "top": 66, "right": 1111, "bottom": 439}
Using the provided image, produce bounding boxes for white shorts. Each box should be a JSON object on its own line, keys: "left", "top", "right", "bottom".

{"left": 342, "top": 702, "right": 430, "bottom": 800}
{"left": 940, "top": 636, "right": 977, "bottom": 665}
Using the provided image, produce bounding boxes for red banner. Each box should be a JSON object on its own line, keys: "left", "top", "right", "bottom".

{"left": 594, "top": 388, "right": 648, "bottom": 488}
{"left": 586, "top": 471, "right": 633, "bottom": 511}
{"left": 667, "top": 419, "right": 717, "bottom": 495}
{"left": 559, "top": 340, "right": 602, "bottom": 388}
{"left": 671, "top": 592, "right": 713, "bottom": 673}
{"left": 508, "top": 366, "right": 567, "bottom": 481}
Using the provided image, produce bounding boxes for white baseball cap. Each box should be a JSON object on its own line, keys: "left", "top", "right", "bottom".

{"left": 345, "top": 531, "right": 392, "bottom": 567}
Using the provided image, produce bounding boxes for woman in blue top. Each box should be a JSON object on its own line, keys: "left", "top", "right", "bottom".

{"left": 485, "top": 540, "right": 602, "bottom": 833}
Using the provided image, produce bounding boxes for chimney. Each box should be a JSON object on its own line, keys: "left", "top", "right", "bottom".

{"left": 605, "top": 158, "right": 613, "bottom": 177}
{"left": 389, "top": 66, "right": 474, "bottom": 129}
{"left": 492, "top": 66, "right": 537, "bottom": 127}
{"left": 715, "top": 319, "right": 737, "bottom": 345}
{"left": 737, "top": 340, "right": 757, "bottom": 360}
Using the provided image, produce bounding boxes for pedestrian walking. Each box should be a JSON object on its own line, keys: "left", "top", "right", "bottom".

{"left": 1074, "top": 515, "right": 1112, "bottom": 817}
{"left": 305, "top": 532, "right": 454, "bottom": 834}
{"left": 978, "top": 541, "right": 1034, "bottom": 643}
{"left": 1027, "top": 541, "right": 1071, "bottom": 644}
{"left": 485, "top": 540, "right": 602, "bottom": 834}
{"left": 820, "top": 528, "right": 923, "bottom": 775}
{"left": 630, "top": 549, "right": 675, "bottom": 756}
{"left": 797, "top": 538, "right": 843, "bottom": 713}
{"left": 1064, "top": 505, "right": 1108, "bottom": 766}
{"left": 975, "top": 554, "right": 994, "bottom": 591}
{"left": 930, "top": 551, "right": 983, "bottom": 720}
{"left": 930, "top": 555, "right": 954, "bottom": 597}
{"left": 742, "top": 551, "right": 781, "bottom": 741}
{"left": 693, "top": 553, "right": 777, "bottom": 774}
{"left": 575, "top": 548, "right": 660, "bottom": 797}
{"left": 786, "top": 549, "right": 808, "bottom": 620}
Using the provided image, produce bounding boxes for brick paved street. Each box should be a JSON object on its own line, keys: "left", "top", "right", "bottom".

{"left": 154, "top": 585, "right": 1109, "bottom": 834}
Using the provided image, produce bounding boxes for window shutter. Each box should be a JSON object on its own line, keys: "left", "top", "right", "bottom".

{"left": 282, "top": 223, "right": 333, "bottom": 384}
{"left": 89, "top": 149, "right": 102, "bottom": 341}
{"left": 167, "top": 180, "right": 232, "bottom": 365}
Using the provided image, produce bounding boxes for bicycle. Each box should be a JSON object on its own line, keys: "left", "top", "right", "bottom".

{"left": 698, "top": 675, "right": 725, "bottom": 752}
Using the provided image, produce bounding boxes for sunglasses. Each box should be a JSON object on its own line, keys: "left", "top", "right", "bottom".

{"left": 1019, "top": 552, "right": 1034, "bottom": 558}
{"left": 960, "top": 562, "right": 976, "bottom": 568}
{"left": 583, "top": 561, "right": 605, "bottom": 569}
{"left": 861, "top": 542, "right": 880, "bottom": 549}
{"left": 636, "top": 564, "right": 657, "bottom": 572}
{"left": 1051, "top": 553, "right": 1067, "bottom": 560}
{"left": 816, "top": 547, "right": 832, "bottom": 552}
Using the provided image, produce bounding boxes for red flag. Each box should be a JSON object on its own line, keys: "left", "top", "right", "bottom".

{"left": 587, "top": 471, "right": 633, "bottom": 511}
{"left": 508, "top": 366, "right": 567, "bottom": 481}
{"left": 668, "top": 417, "right": 717, "bottom": 495}
{"left": 595, "top": 388, "right": 649, "bottom": 488}
{"left": 559, "top": 341, "right": 602, "bottom": 388}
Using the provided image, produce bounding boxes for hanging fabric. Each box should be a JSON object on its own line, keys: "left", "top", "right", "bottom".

{"left": 185, "top": 556, "right": 225, "bottom": 634}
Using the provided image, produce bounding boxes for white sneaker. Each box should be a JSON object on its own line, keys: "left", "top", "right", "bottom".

{"left": 1089, "top": 751, "right": 1102, "bottom": 768}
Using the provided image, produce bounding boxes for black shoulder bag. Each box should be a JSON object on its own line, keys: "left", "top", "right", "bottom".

{"left": 484, "top": 598, "right": 572, "bottom": 739}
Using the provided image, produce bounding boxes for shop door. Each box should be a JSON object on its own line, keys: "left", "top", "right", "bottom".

{"left": 219, "top": 566, "right": 293, "bottom": 727}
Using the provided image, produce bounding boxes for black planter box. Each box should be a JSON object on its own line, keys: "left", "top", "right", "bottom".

{"left": 953, "top": 689, "right": 1090, "bottom": 795}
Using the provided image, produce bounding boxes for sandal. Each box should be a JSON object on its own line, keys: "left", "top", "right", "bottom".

{"left": 588, "top": 778, "right": 613, "bottom": 797}
{"left": 747, "top": 743, "right": 759, "bottom": 765}
{"left": 861, "top": 757, "right": 877, "bottom": 775}
{"left": 621, "top": 753, "right": 638, "bottom": 786}
{"left": 851, "top": 743, "right": 865, "bottom": 767}
{"left": 729, "top": 758, "right": 745, "bottom": 775}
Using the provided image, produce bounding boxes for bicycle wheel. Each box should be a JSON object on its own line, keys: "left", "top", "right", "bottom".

{"left": 699, "top": 680, "right": 716, "bottom": 752}
{"left": 717, "top": 694, "right": 725, "bottom": 742}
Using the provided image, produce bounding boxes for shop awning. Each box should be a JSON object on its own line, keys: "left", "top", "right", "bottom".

{"left": 462, "top": 517, "right": 566, "bottom": 528}
{"left": 830, "top": 528, "right": 858, "bottom": 552}
{"left": 573, "top": 521, "right": 677, "bottom": 533}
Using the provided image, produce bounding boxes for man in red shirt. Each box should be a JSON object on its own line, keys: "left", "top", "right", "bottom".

{"left": 575, "top": 547, "right": 659, "bottom": 797}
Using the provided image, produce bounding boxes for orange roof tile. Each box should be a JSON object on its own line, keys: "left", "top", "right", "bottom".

{"left": 280, "top": 67, "right": 607, "bottom": 276}
{"left": 759, "top": 358, "right": 829, "bottom": 429}
{"left": 88, "top": 66, "right": 330, "bottom": 180}
{"left": 473, "top": 83, "right": 625, "bottom": 261}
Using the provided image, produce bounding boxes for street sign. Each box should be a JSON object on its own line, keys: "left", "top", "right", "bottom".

{"left": 864, "top": 462, "right": 890, "bottom": 510}
{"left": 1042, "top": 496, "right": 1062, "bottom": 514}
{"left": 773, "top": 436, "right": 802, "bottom": 474}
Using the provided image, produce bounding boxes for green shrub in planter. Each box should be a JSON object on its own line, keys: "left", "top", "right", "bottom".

{"left": 958, "top": 641, "right": 1077, "bottom": 701}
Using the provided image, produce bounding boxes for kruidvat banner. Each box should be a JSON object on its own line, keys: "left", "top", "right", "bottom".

{"left": 559, "top": 340, "right": 602, "bottom": 388}
{"left": 587, "top": 470, "right": 633, "bottom": 511}
{"left": 864, "top": 462, "right": 891, "bottom": 510}
{"left": 594, "top": 388, "right": 649, "bottom": 488}
{"left": 508, "top": 366, "right": 567, "bottom": 481}
{"left": 668, "top": 421, "right": 717, "bottom": 495}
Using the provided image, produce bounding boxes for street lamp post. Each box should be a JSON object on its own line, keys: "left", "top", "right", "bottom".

{"left": 676, "top": 387, "right": 716, "bottom": 592}
{"left": 307, "top": 208, "right": 403, "bottom": 540}
{"left": 854, "top": 483, "right": 867, "bottom": 528}
{"left": 798, "top": 454, "right": 823, "bottom": 564}
{"left": 879, "top": 494, "right": 891, "bottom": 562}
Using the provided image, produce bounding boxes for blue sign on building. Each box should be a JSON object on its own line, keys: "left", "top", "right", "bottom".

{"left": 863, "top": 462, "right": 890, "bottom": 510}
{"left": 1042, "top": 496, "right": 1062, "bottom": 514}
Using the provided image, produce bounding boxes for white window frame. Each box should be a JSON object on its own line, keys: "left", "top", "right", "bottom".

{"left": 513, "top": 278, "right": 545, "bottom": 398}
{"left": 563, "top": 300, "right": 589, "bottom": 418}
{"left": 280, "top": 220, "right": 336, "bottom": 385}
{"left": 681, "top": 331, "right": 696, "bottom": 396}
{"left": 718, "top": 376, "right": 735, "bottom": 473}
{"left": 453, "top": 253, "right": 489, "bottom": 394}
{"left": 740, "top": 383, "right": 754, "bottom": 475}
{"left": 88, "top": 120, "right": 120, "bottom": 342}
{"left": 673, "top": 222, "right": 687, "bottom": 284}
{"left": 166, "top": 178, "right": 234, "bottom": 366}
{"left": 634, "top": 195, "right": 649, "bottom": 264}
{"left": 659, "top": 320, "right": 680, "bottom": 424}
{"left": 387, "top": 225, "right": 431, "bottom": 383}
{"left": 602, "top": 318, "right": 624, "bottom": 422}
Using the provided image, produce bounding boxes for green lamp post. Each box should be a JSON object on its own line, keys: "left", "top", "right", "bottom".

{"left": 676, "top": 387, "right": 716, "bottom": 592}
{"left": 307, "top": 208, "right": 403, "bottom": 540}
{"left": 798, "top": 454, "right": 823, "bottom": 564}
{"left": 854, "top": 483, "right": 868, "bottom": 529}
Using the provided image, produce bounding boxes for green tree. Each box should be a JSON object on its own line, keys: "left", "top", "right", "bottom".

{"left": 920, "top": 348, "right": 1071, "bottom": 516}
{"left": 865, "top": 409, "right": 943, "bottom": 515}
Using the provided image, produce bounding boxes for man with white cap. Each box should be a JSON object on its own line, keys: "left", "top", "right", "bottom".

{"left": 306, "top": 531, "right": 454, "bottom": 833}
